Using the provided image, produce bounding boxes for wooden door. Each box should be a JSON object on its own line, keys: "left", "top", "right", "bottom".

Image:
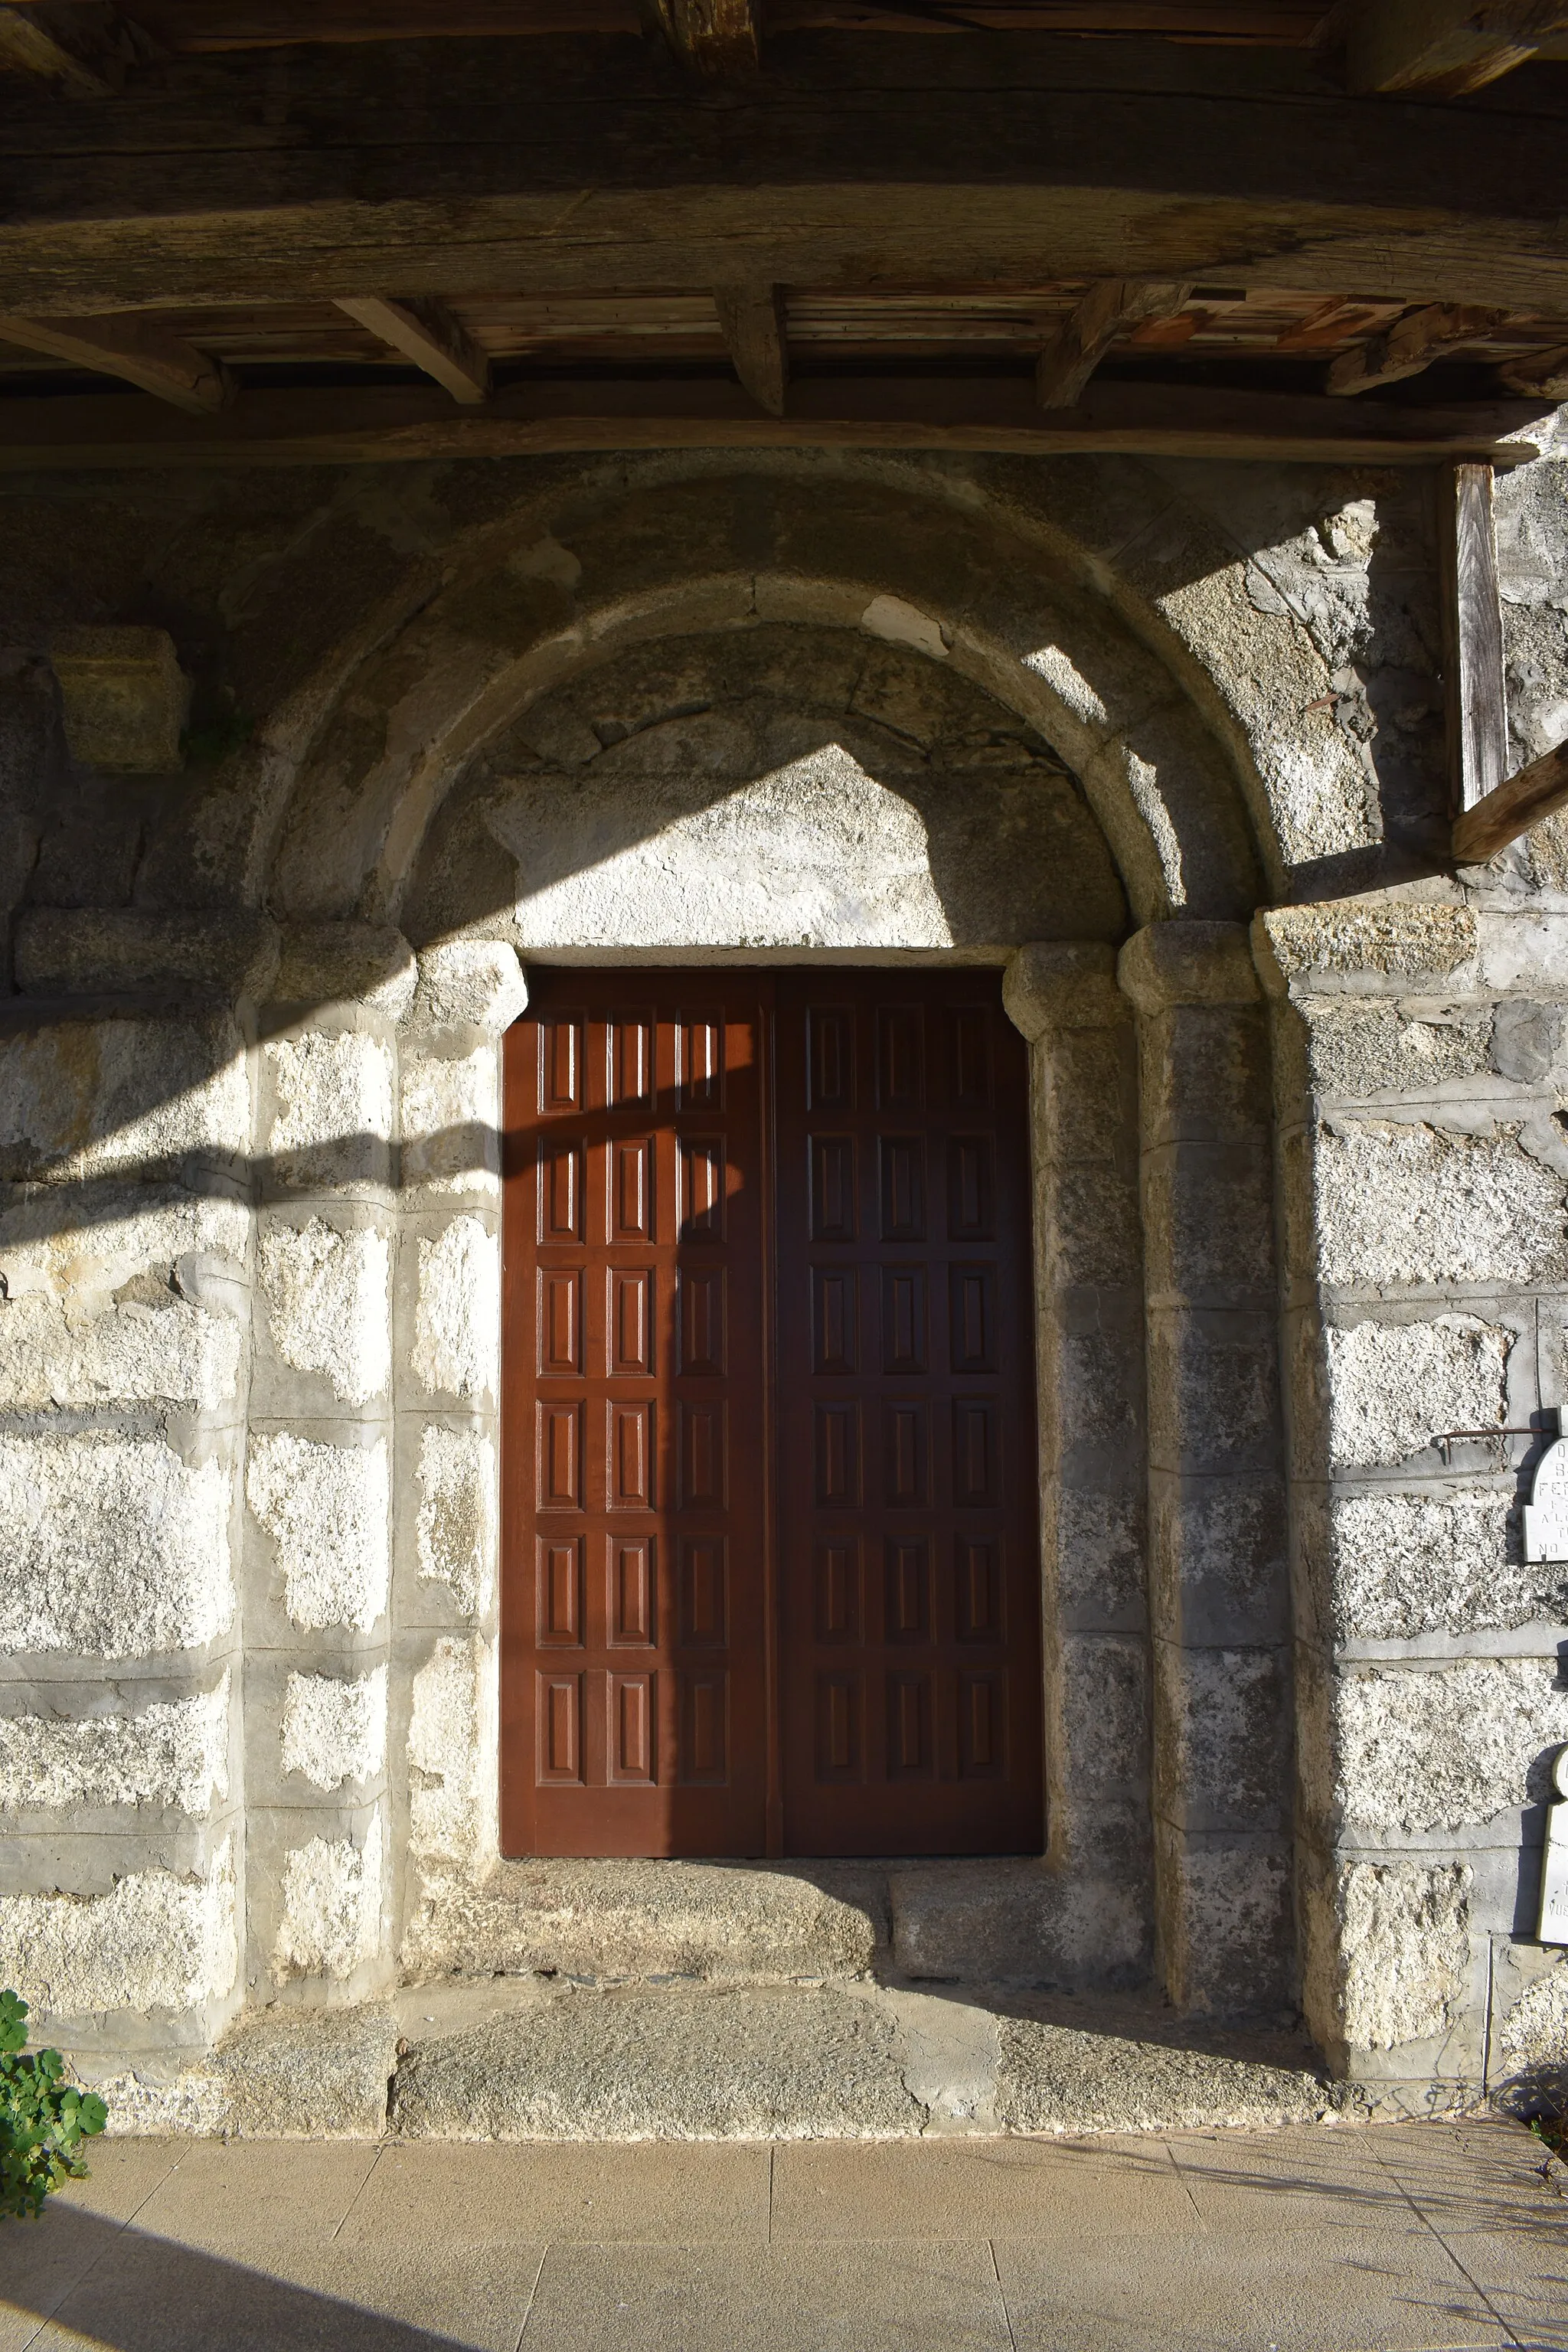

{"left": 773, "top": 973, "right": 1042, "bottom": 1856}
{"left": 501, "top": 972, "right": 773, "bottom": 1857}
{"left": 502, "top": 967, "right": 1041, "bottom": 1860}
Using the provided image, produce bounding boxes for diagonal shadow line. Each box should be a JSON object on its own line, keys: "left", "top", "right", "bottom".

{"left": 2, "top": 2209, "right": 498, "bottom": 2352}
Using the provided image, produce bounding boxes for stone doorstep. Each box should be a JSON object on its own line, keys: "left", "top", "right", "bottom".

{"left": 86, "top": 1978, "right": 1345, "bottom": 2145}
{"left": 397, "top": 1853, "right": 1148, "bottom": 1994}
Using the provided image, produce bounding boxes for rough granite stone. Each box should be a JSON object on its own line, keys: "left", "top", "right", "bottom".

{"left": 271, "top": 923, "right": 416, "bottom": 1018}
{"left": 264, "top": 1031, "right": 394, "bottom": 1188}
{"left": 391, "top": 1984, "right": 921, "bottom": 2141}
{"left": 0, "top": 1838, "right": 237, "bottom": 2018}
{"left": 400, "top": 1857, "right": 883, "bottom": 1984}
{"left": 409, "top": 941, "right": 528, "bottom": 1033}
{"left": 1255, "top": 903, "right": 1477, "bottom": 989}
{"left": 994, "top": 2015, "right": 1325, "bottom": 2132}
{"left": 413, "top": 1217, "right": 499, "bottom": 1401}
{"left": 256, "top": 1218, "right": 391, "bottom": 1405}
{"left": 1315, "top": 1122, "right": 1568, "bottom": 1288}
{"left": 0, "top": 1435, "right": 234, "bottom": 1657}
{"left": 1336, "top": 1861, "right": 1472, "bottom": 2053}
{"left": 415, "top": 1423, "right": 496, "bottom": 1618}
{"left": 1325, "top": 1317, "right": 1511, "bottom": 1468}
{"left": 0, "top": 1289, "right": 241, "bottom": 1412}
{"left": 214, "top": 2002, "right": 400, "bottom": 2138}
{"left": 889, "top": 1858, "right": 1149, "bottom": 1988}
{"left": 1329, "top": 1487, "right": 1564, "bottom": 1639}
{"left": 247, "top": 1432, "right": 390, "bottom": 1634}
{"left": 280, "top": 1666, "right": 387, "bottom": 1792}
{"left": 274, "top": 1813, "right": 384, "bottom": 1982}
{"left": 0, "top": 1020, "right": 249, "bottom": 1184}
{"left": 1334, "top": 1659, "right": 1568, "bottom": 1834}
{"left": 400, "top": 1048, "right": 499, "bottom": 1194}
{"left": 408, "top": 1638, "right": 488, "bottom": 1868}
{"left": 1301, "top": 1004, "right": 1493, "bottom": 1102}
{"left": 0, "top": 1675, "right": 230, "bottom": 1814}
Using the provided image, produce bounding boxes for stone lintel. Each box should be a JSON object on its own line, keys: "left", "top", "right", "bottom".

{"left": 13, "top": 908, "right": 279, "bottom": 1005}
{"left": 1001, "top": 941, "right": 1122, "bottom": 1039}
{"left": 1118, "top": 920, "right": 1259, "bottom": 1016}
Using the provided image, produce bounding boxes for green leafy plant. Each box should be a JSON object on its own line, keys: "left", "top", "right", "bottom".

{"left": 0, "top": 1990, "right": 107, "bottom": 2220}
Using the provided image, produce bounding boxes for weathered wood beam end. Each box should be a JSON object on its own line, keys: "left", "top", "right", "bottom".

{"left": 1344, "top": 0, "right": 1568, "bottom": 94}
{"left": 0, "top": 311, "right": 230, "bottom": 413}
{"left": 1453, "top": 737, "right": 1568, "bottom": 862}
{"left": 1036, "top": 280, "right": 1191, "bottom": 410}
{"left": 335, "top": 296, "right": 492, "bottom": 405}
{"left": 648, "top": 0, "right": 758, "bottom": 75}
{"left": 1327, "top": 303, "right": 1507, "bottom": 395}
{"left": 1439, "top": 459, "right": 1510, "bottom": 818}
{"left": 713, "top": 284, "right": 787, "bottom": 416}
{"left": 0, "top": 2, "right": 139, "bottom": 94}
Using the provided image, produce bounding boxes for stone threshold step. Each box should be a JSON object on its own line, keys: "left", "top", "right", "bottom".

{"left": 401, "top": 1854, "right": 1147, "bottom": 1991}
{"left": 97, "top": 1979, "right": 1347, "bottom": 2144}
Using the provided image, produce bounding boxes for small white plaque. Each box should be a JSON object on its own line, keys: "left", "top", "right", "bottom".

{"left": 1539, "top": 1746, "right": 1568, "bottom": 1948}
{"left": 1524, "top": 1437, "right": 1568, "bottom": 1563}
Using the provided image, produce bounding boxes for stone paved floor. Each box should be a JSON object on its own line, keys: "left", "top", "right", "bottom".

{"left": 1, "top": 2118, "right": 1564, "bottom": 2351}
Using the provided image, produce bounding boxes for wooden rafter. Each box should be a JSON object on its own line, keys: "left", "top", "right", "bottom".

{"left": 335, "top": 295, "right": 491, "bottom": 403}
{"left": 1501, "top": 343, "right": 1568, "bottom": 397}
{"left": 1453, "top": 737, "right": 1568, "bottom": 863}
{"left": 713, "top": 284, "right": 788, "bottom": 415}
{"left": 1343, "top": 0, "right": 1568, "bottom": 93}
{"left": 0, "top": 377, "right": 1540, "bottom": 472}
{"left": 0, "top": 310, "right": 230, "bottom": 410}
{"left": 648, "top": 0, "right": 759, "bottom": 74}
{"left": 1036, "top": 279, "right": 1191, "bottom": 406}
{"left": 1325, "top": 303, "right": 1507, "bottom": 395}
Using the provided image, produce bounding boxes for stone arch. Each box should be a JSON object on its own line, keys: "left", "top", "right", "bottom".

{"left": 230, "top": 460, "right": 1286, "bottom": 930}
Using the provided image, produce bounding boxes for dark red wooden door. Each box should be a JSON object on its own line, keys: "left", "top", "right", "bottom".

{"left": 773, "top": 973, "right": 1042, "bottom": 1856}
{"left": 501, "top": 973, "right": 773, "bottom": 1857}
{"left": 502, "top": 968, "right": 1040, "bottom": 1860}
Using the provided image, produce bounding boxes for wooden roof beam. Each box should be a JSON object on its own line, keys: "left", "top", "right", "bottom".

{"left": 0, "top": 309, "right": 229, "bottom": 410}
{"left": 1326, "top": 302, "right": 1507, "bottom": 394}
{"left": 1036, "top": 279, "right": 1191, "bottom": 407}
{"left": 648, "top": 0, "right": 759, "bottom": 75}
{"left": 1344, "top": 0, "right": 1568, "bottom": 94}
{"left": 335, "top": 295, "right": 491, "bottom": 403}
{"left": 713, "top": 283, "right": 787, "bottom": 415}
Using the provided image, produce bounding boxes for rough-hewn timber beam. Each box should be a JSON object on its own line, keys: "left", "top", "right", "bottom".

{"left": 0, "top": 310, "right": 229, "bottom": 410}
{"left": 1036, "top": 279, "right": 1190, "bottom": 407}
{"left": 335, "top": 295, "right": 491, "bottom": 403}
{"left": 1439, "top": 461, "right": 1510, "bottom": 821}
{"left": 713, "top": 283, "right": 787, "bottom": 414}
{"left": 1344, "top": 0, "right": 1568, "bottom": 94}
{"left": 1501, "top": 343, "right": 1568, "bottom": 397}
{"left": 1325, "top": 302, "right": 1507, "bottom": 394}
{"left": 0, "top": 377, "right": 1542, "bottom": 471}
{"left": 1453, "top": 737, "right": 1568, "bottom": 862}
{"left": 2, "top": 42, "right": 1568, "bottom": 317}
{"left": 0, "top": 2, "right": 136, "bottom": 93}
{"left": 648, "top": 0, "right": 758, "bottom": 74}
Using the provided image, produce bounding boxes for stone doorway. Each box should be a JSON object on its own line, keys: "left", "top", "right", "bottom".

{"left": 500, "top": 967, "right": 1041, "bottom": 1860}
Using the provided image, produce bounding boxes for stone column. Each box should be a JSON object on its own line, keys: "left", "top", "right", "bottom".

{"left": 1118, "top": 922, "right": 1293, "bottom": 2019}
{"left": 246, "top": 923, "right": 413, "bottom": 2007}
{"left": 392, "top": 940, "right": 526, "bottom": 1979}
{"left": 1256, "top": 902, "right": 1568, "bottom": 2112}
{"left": 1001, "top": 943, "right": 1152, "bottom": 1987}
{"left": 0, "top": 908, "right": 271, "bottom": 2109}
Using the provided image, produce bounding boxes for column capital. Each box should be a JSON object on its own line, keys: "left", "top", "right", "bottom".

{"left": 1002, "top": 942, "right": 1123, "bottom": 1040}
{"left": 1117, "top": 921, "right": 1259, "bottom": 1016}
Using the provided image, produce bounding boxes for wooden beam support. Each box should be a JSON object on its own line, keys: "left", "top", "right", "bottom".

{"left": 1036, "top": 279, "right": 1191, "bottom": 407}
{"left": 1325, "top": 302, "right": 1507, "bottom": 395}
{"left": 1501, "top": 343, "right": 1568, "bottom": 397}
{"left": 648, "top": 0, "right": 758, "bottom": 74}
{"left": 4, "top": 41, "right": 1568, "bottom": 320}
{"left": 0, "top": 310, "right": 230, "bottom": 411}
{"left": 1439, "top": 461, "right": 1510, "bottom": 823}
{"left": 335, "top": 295, "right": 490, "bottom": 403}
{"left": 713, "top": 283, "right": 787, "bottom": 416}
{"left": 1453, "top": 736, "right": 1568, "bottom": 863}
{"left": 0, "top": 377, "right": 1541, "bottom": 472}
{"left": 0, "top": 3, "right": 137, "bottom": 93}
{"left": 1344, "top": 0, "right": 1568, "bottom": 94}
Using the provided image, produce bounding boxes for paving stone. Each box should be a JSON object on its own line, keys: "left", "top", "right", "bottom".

{"left": 338, "top": 2138, "right": 771, "bottom": 2245}
{"left": 126, "top": 2139, "right": 381, "bottom": 2248}
{"left": 771, "top": 2135, "right": 1193, "bottom": 2239}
